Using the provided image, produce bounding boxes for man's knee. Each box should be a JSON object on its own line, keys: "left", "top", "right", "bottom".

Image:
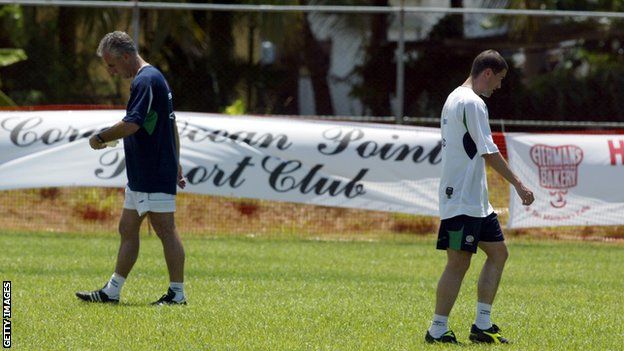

{"left": 152, "top": 224, "right": 175, "bottom": 240}
{"left": 148, "top": 212, "right": 177, "bottom": 239}
{"left": 493, "top": 246, "right": 509, "bottom": 265}
{"left": 482, "top": 242, "right": 509, "bottom": 265}
{"left": 446, "top": 249, "right": 472, "bottom": 273}
{"left": 118, "top": 222, "right": 140, "bottom": 241}
{"left": 118, "top": 209, "right": 144, "bottom": 240}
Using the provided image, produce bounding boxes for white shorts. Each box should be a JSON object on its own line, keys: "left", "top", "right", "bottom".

{"left": 123, "top": 186, "right": 176, "bottom": 217}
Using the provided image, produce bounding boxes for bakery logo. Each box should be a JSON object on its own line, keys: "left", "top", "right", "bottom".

{"left": 530, "top": 144, "right": 583, "bottom": 208}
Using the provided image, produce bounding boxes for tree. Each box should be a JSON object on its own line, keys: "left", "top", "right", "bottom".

{"left": 0, "top": 48, "right": 27, "bottom": 106}
{"left": 400, "top": 0, "right": 471, "bottom": 117}
{"left": 238, "top": 0, "right": 367, "bottom": 116}
{"left": 349, "top": 0, "right": 393, "bottom": 117}
{"left": 0, "top": 3, "right": 122, "bottom": 105}
{"left": 489, "top": 0, "right": 624, "bottom": 121}
{"left": 300, "top": 1, "right": 335, "bottom": 116}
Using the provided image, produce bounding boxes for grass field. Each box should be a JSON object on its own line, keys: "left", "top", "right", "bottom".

{"left": 1, "top": 231, "right": 622, "bottom": 350}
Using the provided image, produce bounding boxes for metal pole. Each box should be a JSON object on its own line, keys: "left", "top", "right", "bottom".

{"left": 5, "top": 1, "right": 624, "bottom": 19}
{"left": 131, "top": 0, "right": 140, "bottom": 51}
{"left": 395, "top": 0, "right": 405, "bottom": 124}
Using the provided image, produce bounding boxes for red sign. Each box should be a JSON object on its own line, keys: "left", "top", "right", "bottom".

{"left": 530, "top": 144, "right": 583, "bottom": 208}
{"left": 608, "top": 140, "right": 624, "bottom": 165}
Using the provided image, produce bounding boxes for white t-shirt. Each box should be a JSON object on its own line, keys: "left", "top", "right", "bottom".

{"left": 439, "top": 86, "right": 499, "bottom": 219}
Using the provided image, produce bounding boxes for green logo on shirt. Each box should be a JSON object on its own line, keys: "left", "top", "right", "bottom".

{"left": 143, "top": 110, "right": 157, "bottom": 135}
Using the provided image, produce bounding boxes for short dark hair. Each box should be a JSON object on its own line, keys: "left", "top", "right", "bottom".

{"left": 97, "top": 31, "right": 137, "bottom": 57}
{"left": 470, "top": 50, "right": 508, "bottom": 77}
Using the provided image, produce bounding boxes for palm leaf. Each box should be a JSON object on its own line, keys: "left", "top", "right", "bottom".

{"left": 0, "top": 89, "right": 16, "bottom": 106}
{"left": 0, "top": 48, "right": 27, "bottom": 67}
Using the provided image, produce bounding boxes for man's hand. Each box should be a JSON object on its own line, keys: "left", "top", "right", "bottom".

{"left": 483, "top": 152, "right": 535, "bottom": 206}
{"left": 515, "top": 183, "right": 535, "bottom": 206}
{"left": 177, "top": 165, "right": 186, "bottom": 189}
{"left": 89, "top": 122, "right": 139, "bottom": 150}
{"left": 89, "top": 135, "right": 106, "bottom": 150}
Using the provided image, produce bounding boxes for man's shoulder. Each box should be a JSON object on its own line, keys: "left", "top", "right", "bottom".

{"left": 445, "top": 89, "right": 484, "bottom": 117}
{"left": 131, "top": 72, "right": 151, "bottom": 89}
{"left": 448, "top": 87, "right": 482, "bottom": 106}
{"left": 131, "top": 68, "right": 170, "bottom": 96}
{"left": 457, "top": 88, "right": 484, "bottom": 105}
{"left": 135, "top": 66, "right": 166, "bottom": 82}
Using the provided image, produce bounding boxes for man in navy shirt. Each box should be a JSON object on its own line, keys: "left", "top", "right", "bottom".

{"left": 77, "top": 31, "right": 187, "bottom": 305}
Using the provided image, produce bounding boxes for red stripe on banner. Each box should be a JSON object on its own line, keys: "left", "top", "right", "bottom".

{"left": 495, "top": 129, "right": 624, "bottom": 160}
{"left": 492, "top": 132, "right": 507, "bottom": 159}
{"left": 536, "top": 129, "right": 624, "bottom": 135}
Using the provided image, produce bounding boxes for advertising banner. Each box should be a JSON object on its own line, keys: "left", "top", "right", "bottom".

{"left": 506, "top": 133, "right": 624, "bottom": 228}
{"left": 0, "top": 110, "right": 443, "bottom": 215}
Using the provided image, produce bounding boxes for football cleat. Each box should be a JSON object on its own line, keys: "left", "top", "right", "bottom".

{"left": 425, "top": 330, "right": 459, "bottom": 344}
{"left": 75, "top": 288, "right": 119, "bottom": 304}
{"left": 469, "top": 324, "right": 509, "bottom": 344}
{"left": 151, "top": 288, "right": 187, "bottom": 306}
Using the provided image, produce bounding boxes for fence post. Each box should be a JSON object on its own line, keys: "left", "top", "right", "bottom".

{"left": 395, "top": 0, "right": 405, "bottom": 124}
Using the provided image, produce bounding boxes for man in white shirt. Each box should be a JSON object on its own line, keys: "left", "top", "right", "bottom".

{"left": 425, "top": 50, "right": 534, "bottom": 344}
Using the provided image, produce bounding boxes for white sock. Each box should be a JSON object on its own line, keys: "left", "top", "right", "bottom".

{"left": 428, "top": 314, "right": 449, "bottom": 338}
{"left": 101, "top": 272, "right": 125, "bottom": 299}
{"left": 169, "top": 282, "right": 185, "bottom": 302}
{"left": 475, "top": 302, "right": 493, "bottom": 330}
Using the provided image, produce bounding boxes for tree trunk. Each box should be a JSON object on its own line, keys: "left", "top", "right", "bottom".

{"left": 208, "top": 11, "right": 235, "bottom": 108}
{"left": 58, "top": 8, "right": 76, "bottom": 57}
{"left": 58, "top": 7, "right": 77, "bottom": 98}
{"left": 366, "top": 0, "right": 392, "bottom": 116}
{"left": 300, "top": 6, "right": 334, "bottom": 116}
{"left": 350, "top": 0, "right": 393, "bottom": 116}
{"left": 450, "top": 0, "right": 464, "bottom": 38}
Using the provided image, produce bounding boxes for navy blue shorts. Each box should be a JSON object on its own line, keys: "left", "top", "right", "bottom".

{"left": 436, "top": 212, "right": 504, "bottom": 254}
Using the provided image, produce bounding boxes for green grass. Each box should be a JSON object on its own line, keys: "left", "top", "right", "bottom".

{"left": 1, "top": 232, "right": 622, "bottom": 350}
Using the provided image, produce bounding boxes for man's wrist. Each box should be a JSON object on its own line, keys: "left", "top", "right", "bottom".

{"left": 95, "top": 133, "right": 105, "bottom": 143}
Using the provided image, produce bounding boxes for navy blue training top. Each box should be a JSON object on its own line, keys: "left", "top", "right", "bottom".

{"left": 122, "top": 65, "right": 178, "bottom": 195}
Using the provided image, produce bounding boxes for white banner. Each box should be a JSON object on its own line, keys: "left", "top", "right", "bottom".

{"left": 506, "top": 133, "right": 624, "bottom": 228}
{"left": 0, "top": 110, "right": 442, "bottom": 215}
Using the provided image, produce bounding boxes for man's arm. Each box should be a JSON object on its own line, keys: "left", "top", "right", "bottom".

{"left": 88, "top": 121, "right": 140, "bottom": 150}
{"left": 483, "top": 152, "right": 535, "bottom": 206}
{"left": 173, "top": 121, "right": 186, "bottom": 189}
